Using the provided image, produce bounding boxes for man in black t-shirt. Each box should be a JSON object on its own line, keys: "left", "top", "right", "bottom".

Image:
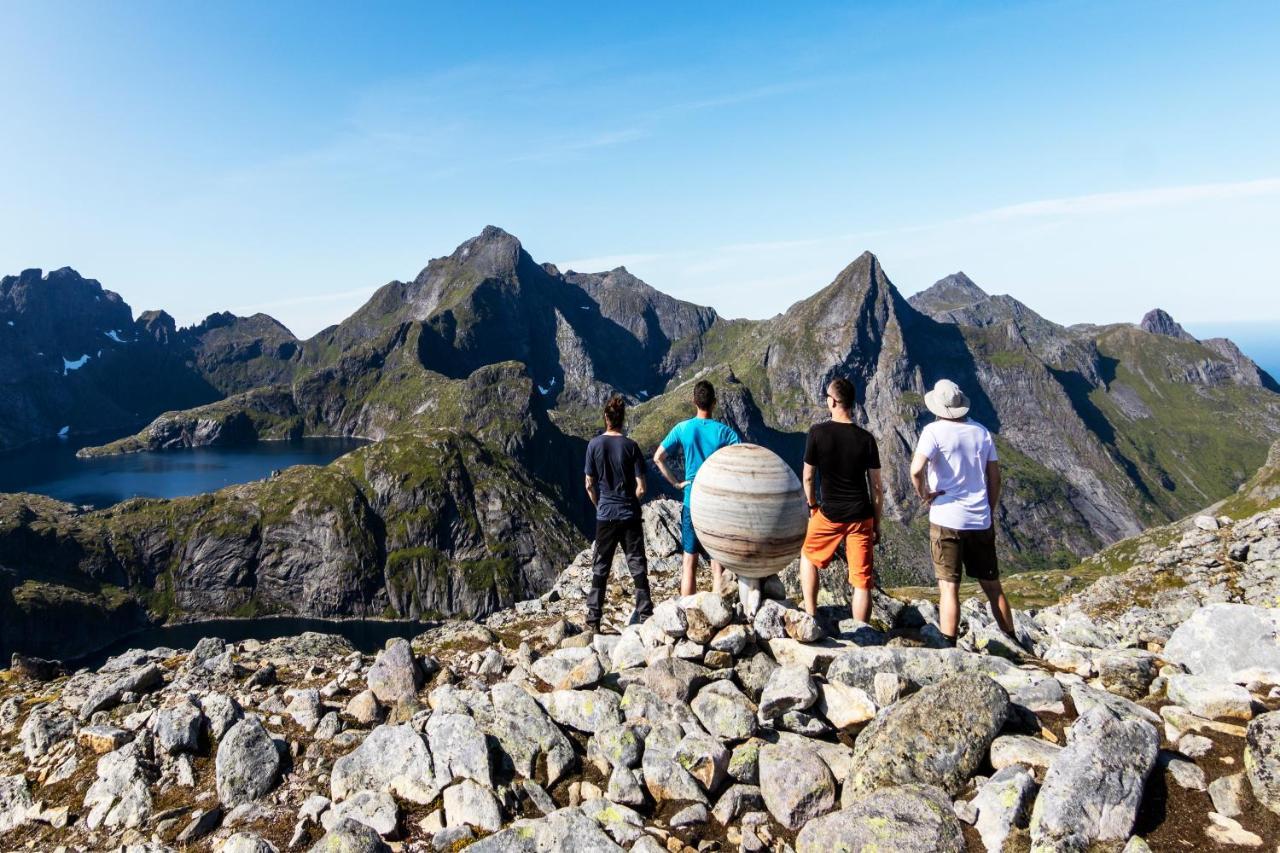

{"left": 583, "top": 395, "right": 653, "bottom": 632}
{"left": 799, "top": 377, "right": 883, "bottom": 622}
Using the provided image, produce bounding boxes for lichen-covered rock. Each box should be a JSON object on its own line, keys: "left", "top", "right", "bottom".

{"left": 1029, "top": 706, "right": 1159, "bottom": 851}
{"left": 154, "top": 696, "right": 203, "bottom": 754}
{"left": 758, "top": 742, "right": 836, "bottom": 829}
{"left": 1164, "top": 603, "right": 1280, "bottom": 681}
{"left": 0, "top": 774, "right": 34, "bottom": 834}
{"left": 795, "top": 784, "right": 963, "bottom": 853}
{"left": 215, "top": 716, "right": 282, "bottom": 808}
{"left": 1167, "top": 674, "right": 1254, "bottom": 721}
{"left": 466, "top": 806, "right": 624, "bottom": 852}
{"left": 426, "top": 712, "right": 492, "bottom": 787}
{"left": 758, "top": 664, "right": 817, "bottom": 721}
{"left": 691, "top": 680, "right": 758, "bottom": 742}
{"left": 541, "top": 688, "right": 622, "bottom": 734}
{"left": 83, "top": 741, "right": 155, "bottom": 830}
{"left": 307, "top": 818, "right": 391, "bottom": 853}
{"left": 331, "top": 723, "right": 438, "bottom": 804}
{"left": 845, "top": 673, "right": 1009, "bottom": 798}
{"left": 366, "top": 639, "right": 422, "bottom": 705}
{"left": 1246, "top": 711, "right": 1280, "bottom": 815}
{"left": 972, "top": 766, "right": 1036, "bottom": 852}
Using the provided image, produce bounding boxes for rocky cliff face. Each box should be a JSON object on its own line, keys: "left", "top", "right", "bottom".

{"left": 0, "top": 268, "right": 303, "bottom": 451}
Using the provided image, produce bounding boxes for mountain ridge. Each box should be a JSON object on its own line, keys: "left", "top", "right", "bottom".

{"left": 2, "top": 227, "right": 1279, "bottom": 641}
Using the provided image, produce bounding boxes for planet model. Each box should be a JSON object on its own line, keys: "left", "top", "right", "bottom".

{"left": 689, "top": 443, "right": 808, "bottom": 579}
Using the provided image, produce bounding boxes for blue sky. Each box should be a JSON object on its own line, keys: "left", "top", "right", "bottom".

{"left": 2, "top": 2, "right": 1278, "bottom": 350}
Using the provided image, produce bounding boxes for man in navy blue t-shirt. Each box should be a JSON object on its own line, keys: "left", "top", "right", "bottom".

{"left": 583, "top": 395, "right": 653, "bottom": 631}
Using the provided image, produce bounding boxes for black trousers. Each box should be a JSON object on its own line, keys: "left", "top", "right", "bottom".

{"left": 586, "top": 517, "right": 653, "bottom": 626}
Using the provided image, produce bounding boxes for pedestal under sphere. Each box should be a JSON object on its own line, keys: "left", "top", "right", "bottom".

{"left": 689, "top": 443, "right": 808, "bottom": 579}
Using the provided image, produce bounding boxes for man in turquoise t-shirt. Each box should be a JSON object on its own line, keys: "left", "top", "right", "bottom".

{"left": 653, "top": 379, "right": 741, "bottom": 595}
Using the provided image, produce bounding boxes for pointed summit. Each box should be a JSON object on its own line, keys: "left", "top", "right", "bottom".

{"left": 908, "top": 272, "right": 989, "bottom": 315}
{"left": 1139, "top": 308, "right": 1195, "bottom": 341}
{"left": 438, "top": 225, "right": 526, "bottom": 280}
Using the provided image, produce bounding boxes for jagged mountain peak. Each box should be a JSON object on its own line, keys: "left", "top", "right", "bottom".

{"left": 910, "top": 271, "right": 990, "bottom": 314}
{"left": 1139, "top": 308, "right": 1195, "bottom": 341}
{"left": 438, "top": 225, "right": 527, "bottom": 278}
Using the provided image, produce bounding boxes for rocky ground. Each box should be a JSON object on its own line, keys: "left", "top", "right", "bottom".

{"left": 2, "top": 499, "right": 1279, "bottom": 852}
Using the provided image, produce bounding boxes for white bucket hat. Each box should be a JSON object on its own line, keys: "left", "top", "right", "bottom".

{"left": 924, "top": 379, "right": 971, "bottom": 419}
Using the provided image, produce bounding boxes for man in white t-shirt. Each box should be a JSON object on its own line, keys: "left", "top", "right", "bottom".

{"left": 909, "top": 379, "right": 1017, "bottom": 645}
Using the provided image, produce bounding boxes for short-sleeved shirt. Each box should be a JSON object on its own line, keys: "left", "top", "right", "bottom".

{"left": 659, "top": 417, "right": 741, "bottom": 505}
{"left": 914, "top": 418, "right": 999, "bottom": 530}
{"left": 803, "top": 421, "right": 881, "bottom": 523}
{"left": 584, "top": 434, "right": 646, "bottom": 521}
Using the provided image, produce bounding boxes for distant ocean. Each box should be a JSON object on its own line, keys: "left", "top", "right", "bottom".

{"left": 1187, "top": 323, "right": 1280, "bottom": 382}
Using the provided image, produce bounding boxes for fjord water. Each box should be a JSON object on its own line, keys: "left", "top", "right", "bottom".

{"left": 0, "top": 435, "right": 367, "bottom": 508}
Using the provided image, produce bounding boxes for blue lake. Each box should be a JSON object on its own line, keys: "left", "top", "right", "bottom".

{"left": 0, "top": 435, "right": 368, "bottom": 509}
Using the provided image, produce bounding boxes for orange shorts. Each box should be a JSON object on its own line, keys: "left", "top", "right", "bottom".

{"left": 802, "top": 510, "right": 876, "bottom": 589}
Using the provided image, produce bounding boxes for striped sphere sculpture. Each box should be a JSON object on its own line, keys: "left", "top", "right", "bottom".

{"left": 689, "top": 443, "right": 808, "bottom": 579}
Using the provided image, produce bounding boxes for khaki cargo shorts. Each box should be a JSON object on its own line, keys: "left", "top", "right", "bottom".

{"left": 930, "top": 523, "right": 999, "bottom": 583}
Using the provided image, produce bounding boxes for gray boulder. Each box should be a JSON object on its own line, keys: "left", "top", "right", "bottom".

{"left": 673, "top": 732, "right": 729, "bottom": 791}
{"left": 202, "top": 692, "right": 244, "bottom": 739}
{"left": 0, "top": 774, "right": 34, "bottom": 834}
{"left": 1029, "top": 706, "right": 1159, "bottom": 851}
{"left": 220, "top": 833, "right": 278, "bottom": 853}
{"left": 641, "top": 658, "right": 710, "bottom": 704}
{"left": 1163, "top": 603, "right": 1280, "bottom": 681}
{"left": 154, "top": 696, "right": 204, "bottom": 754}
{"left": 79, "top": 663, "right": 164, "bottom": 719}
{"left": 286, "top": 688, "right": 324, "bottom": 731}
{"left": 216, "top": 716, "right": 282, "bottom": 808}
{"left": 1246, "top": 710, "right": 1280, "bottom": 815}
{"left": 542, "top": 688, "right": 622, "bottom": 734}
{"left": 1167, "top": 674, "right": 1254, "bottom": 721}
{"left": 443, "top": 779, "right": 504, "bottom": 832}
{"left": 331, "top": 723, "right": 438, "bottom": 804}
{"left": 845, "top": 673, "right": 1009, "bottom": 798}
{"left": 973, "top": 766, "right": 1037, "bottom": 852}
{"left": 758, "top": 665, "right": 818, "bottom": 721}
{"left": 490, "top": 683, "right": 575, "bottom": 787}
{"left": 426, "top": 712, "right": 492, "bottom": 787}
{"left": 366, "top": 639, "right": 422, "bottom": 705}
{"left": 466, "top": 806, "right": 624, "bottom": 852}
{"left": 758, "top": 741, "right": 836, "bottom": 829}
{"left": 321, "top": 790, "right": 399, "bottom": 837}
{"left": 795, "top": 784, "right": 964, "bottom": 853}
{"left": 827, "top": 646, "right": 1045, "bottom": 694}
{"left": 307, "top": 818, "right": 391, "bottom": 853}
{"left": 691, "top": 680, "right": 758, "bottom": 742}
{"left": 83, "top": 741, "right": 155, "bottom": 830}
{"left": 19, "top": 705, "right": 73, "bottom": 761}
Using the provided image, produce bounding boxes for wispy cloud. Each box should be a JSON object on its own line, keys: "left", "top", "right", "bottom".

{"left": 965, "top": 177, "right": 1280, "bottom": 223}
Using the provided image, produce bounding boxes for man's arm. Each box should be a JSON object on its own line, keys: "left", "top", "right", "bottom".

{"left": 868, "top": 468, "right": 884, "bottom": 542}
{"left": 653, "top": 445, "right": 687, "bottom": 489}
{"left": 910, "top": 453, "right": 944, "bottom": 505}
{"left": 585, "top": 475, "right": 599, "bottom": 508}
{"left": 985, "top": 460, "right": 1001, "bottom": 510}
{"left": 802, "top": 462, "right": 818, "bottom": 514}
{"left": 635, "top": 473, "right": 647, "bottom": 502}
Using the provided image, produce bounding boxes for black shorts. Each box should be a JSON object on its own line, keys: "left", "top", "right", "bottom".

{"left": 930, "top": 523, "right": 999, "bottom": 582}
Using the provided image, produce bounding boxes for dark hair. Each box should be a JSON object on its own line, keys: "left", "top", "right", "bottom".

{"left": 829, "top": 377, "right": 856, "bottom": 410}
{"left": 693, "top": 380, "right": 716, "bottom": 412}
{"left": 603, "top": 395, "right": 626, "bottom": 430}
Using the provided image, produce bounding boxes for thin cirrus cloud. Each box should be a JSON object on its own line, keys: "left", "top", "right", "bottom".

{"left": 964, "top": 177, "right": 1280, "bottom": 223}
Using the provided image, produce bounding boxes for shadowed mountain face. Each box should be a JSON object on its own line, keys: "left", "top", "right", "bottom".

{"left": 0, "top": 268, "right": 303, "bottom": 450}
{"left": 3, "top": 228, "right": 1279, "bottom": 649}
